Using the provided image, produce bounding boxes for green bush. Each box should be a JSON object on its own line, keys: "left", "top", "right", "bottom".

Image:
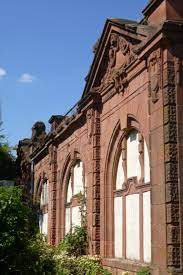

{"left": 57, "top": 226, "right": 88, "bottom": 257}
{"left": 0, "top": 186, "right": 56, "bottom": 274}
{"left": 137, "top": 267, "right": 151, "bottom": 275}
{"left": 55, "top": 224, "right": 111, "bottom": 274}
{"left": 25, "top": 234, "right": 56, "bottom": 274}
{"left": 55, "top": 254, "right": 111, "bottom": 275}
{"left": 0, "top": 186, "right": 110, "bottom": 274}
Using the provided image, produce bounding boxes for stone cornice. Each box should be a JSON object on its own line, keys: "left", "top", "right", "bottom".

{"left": 30, "top": 92, "right": 102, "bottom": 162}
{"left": 142, "top": 0, "right": 163, "bottom": 17}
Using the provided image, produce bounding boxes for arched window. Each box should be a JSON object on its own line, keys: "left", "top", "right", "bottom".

{"left": 39, "top": 179, "right": 49, "bottom": 236}
{"left": 65, "top": 160, "right": 84, "bottom": 234}
{"left": 114, "top": 129, "right": 151, "bottom": 263}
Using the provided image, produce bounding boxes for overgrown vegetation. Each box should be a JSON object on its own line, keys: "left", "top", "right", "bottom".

{"left": 0, "top": 186, "right": 110, "bottom": 274}
{"left": 0, "top": 186, "right": 56, "bottom": 274}
{"left": 54, "top": 192, "right": 111, "bottom": 275}
{"left": 55, "top": 253, "right": 111, "bottom": 275}
{"left": 137, "top": 267, "right": 151, "bottom": 275}
{"left": 55, "top": 226, "right": 110, "bottom": 275}
{"left": 57, "top": 226, "right": 87, "bottom": 257}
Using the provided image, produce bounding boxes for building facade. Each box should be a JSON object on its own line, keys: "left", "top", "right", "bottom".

{"left": 17, "top": 0, "right": 183, "bottom": 274}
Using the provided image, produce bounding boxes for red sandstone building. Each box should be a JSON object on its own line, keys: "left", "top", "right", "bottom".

{"left": 17, "top": 0, "right": 183, "bottom": 274}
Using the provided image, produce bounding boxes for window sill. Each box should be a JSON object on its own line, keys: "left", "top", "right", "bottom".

{"left": 102, "top": 258, "right": 150, "bottom": 273}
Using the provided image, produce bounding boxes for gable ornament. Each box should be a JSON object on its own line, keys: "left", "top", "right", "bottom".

{"left": 101, "top": 33, "right": 119, "bottom": 86}
{"left": 113, "top": 67, "right": 128, "bottom": 94}
{"left": 93, "top": 33, "right": 137, "bottom": 94}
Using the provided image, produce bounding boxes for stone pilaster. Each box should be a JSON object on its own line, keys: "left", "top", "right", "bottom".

{"left": 92, "top": 107, "right": 101, "bottom": 255}
{"left": 49, "top": 144, "right": 57, "bottom": 245}
{"left": 163, "top": 59, "right": 181, "bottom": 273}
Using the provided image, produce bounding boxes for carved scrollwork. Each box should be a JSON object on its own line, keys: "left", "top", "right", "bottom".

{"left": 148, "top": 49, "right": 161, "bottom": 103}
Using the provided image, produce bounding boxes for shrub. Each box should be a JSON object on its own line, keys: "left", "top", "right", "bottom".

{"left": 0, "top": 186, "right": 56, "bottom": 274}
{"left": 57, "top": 225, "right": 88, "bottom": 257}
{"left": 0, "top": 186, "right": 32, "bottom": 272}
{"left": 25, "top": 234, "right": 56, "bottom": 274}
{"left": 137, "top": 267, "right": 151, "bottom": 275}
{"left": 55, "top": 253, "right": 111, "bottom": 275}
{"left": 0, "top": 186, "right": 110, "bottom": 274}
{"left": 55, "top": 224, "right": 111, "bottom": 275}
{"left": 76, "top": 256, "right": 111, "bottom": 275}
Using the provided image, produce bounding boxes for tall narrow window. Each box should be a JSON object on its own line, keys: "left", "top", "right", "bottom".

{"left": 127, "top": 130, "right": 141, "bottom": 180}
{"left": 39, "top": 180, "right": 49, "bottom": 236}
{"left": 114, "top": 130, "right": 151, "bottom": 263}
{"left": 65, "top": 160, "right": 84, "bottom": 234}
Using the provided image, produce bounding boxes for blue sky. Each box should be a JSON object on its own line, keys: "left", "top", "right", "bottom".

{"left": 0, "top": 0, "right": 147, "bottom": 148}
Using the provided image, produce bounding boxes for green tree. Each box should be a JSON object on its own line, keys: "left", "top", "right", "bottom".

{"left": 0, "top": 186, "right": 56, "bottom": 274}
{"left": 0, "top": 122, "right": 16, "bottom": 181}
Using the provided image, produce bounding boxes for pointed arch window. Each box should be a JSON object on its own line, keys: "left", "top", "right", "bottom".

{"left": 114, "top": 129, "right": 151, "bottom": 263}
{"left": 39, "top": 179, "right": 49, "bottom": 236}
{"left": 65, "top": 160, "right": 84, "bottom": 234}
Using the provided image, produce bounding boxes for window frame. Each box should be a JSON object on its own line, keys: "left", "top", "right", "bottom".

{"left": 113, "top": 128, "right": 151, "bottom": 263}
{"left": 40, "top": 179, "right": 49, "bottom": 212}
{"left": 64, "top": 159, "right": 85, "bottom": 235}
{"left": 39, "top": 178, "right": 49, "bottom": 236}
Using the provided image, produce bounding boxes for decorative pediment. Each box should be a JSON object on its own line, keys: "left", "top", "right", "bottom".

{"left": 92, "top": 33, "right": 137, "bottom": 94}
{"left": 83, "top": 20, "right": 150, "bottom": 97}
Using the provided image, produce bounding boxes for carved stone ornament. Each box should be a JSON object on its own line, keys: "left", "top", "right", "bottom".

{"left": 93, "top": 33, "right": 136, "bottom": 93}
{"left": 87, "top": 109, "right": 94, "bottom": 144}
{"left": 148, "top": 49, "right": 161, "bottom": 103}
{"left": 101, "top": 33, "right": 119, "bottom": 86}
{"left": 174, "top": 57, "right": 183, "bottom": 87}
{"left": 113, "top": 67, "right": 128, "bottom": 94}
{"left": 172, "top": 44, "right": 183, "bottom": 87}
{"left": 31, "top": 121, "right": 46, "bottom": 150}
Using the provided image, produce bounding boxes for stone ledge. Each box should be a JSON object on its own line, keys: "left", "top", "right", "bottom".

{"left": 102, "top": 258, "right": 151, "bottom": 273}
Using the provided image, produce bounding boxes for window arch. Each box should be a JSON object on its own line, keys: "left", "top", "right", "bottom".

{"left": 39, "top": 179, "right": 49, "bottom": 236}
{"left": 65, "top": 159, "right": 84, "bottom": 234}
{"left": 114, "top": 129, "right": 151, "bottom": 263}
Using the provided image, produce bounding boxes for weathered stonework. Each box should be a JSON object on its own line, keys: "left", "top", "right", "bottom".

{"left": 163, "top": 59, "right": 181, "bottom": 271}
{"left": 148, "top": 49, "right": 161, "bottom": 103}
{"left": 92, "top": 105, "right": 101, "bottom": 255}
{"left": 17, "top": 1, "right": 183, "bottom": 274}
{"left": 49, "top": 144, "right": 57, "bottom": 245}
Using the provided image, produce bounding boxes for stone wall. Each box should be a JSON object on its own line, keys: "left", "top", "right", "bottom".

{"left": 17, "top": 1, "right": 183, "bottom": 274}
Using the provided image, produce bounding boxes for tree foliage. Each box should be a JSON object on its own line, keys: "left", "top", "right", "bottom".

{"left": 58, "top": 226, "right": 87, "bottom": 257}
{"left": 0, "top": 186, "right": 56, "bottom": 274}
{"left": 55, "top": 226, "right": 111, "bottom": 275}
{"left": 0, "top": 186, "right": 110, "bottom": 274}
{"left": 137, "top": 267, "right": 151, "bottom": 275}
{"left": 0, "top": 122, "right": 16, "bottom": 181}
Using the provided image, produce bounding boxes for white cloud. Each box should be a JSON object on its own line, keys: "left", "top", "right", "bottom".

{"left": 18, "top": 73, "right": 35, "bottom": 83}
{"left": 0, "top": 67, "right": 7, "bottom": 79}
